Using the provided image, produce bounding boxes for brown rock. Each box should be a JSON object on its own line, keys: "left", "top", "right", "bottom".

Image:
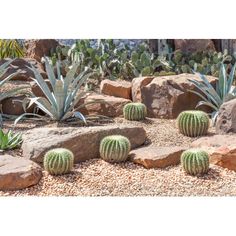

{"left": 174, "top": 39, "right": 216, "bottom": 53}
{"left": 191, "top": 135, "right": 236, "bottom": 171}
{"left": 129, "top": 146, "right": 186, "bottom": 168}
{"left": 25, "top": 39, "right": 59, "bottom": 62}
{"left": 0, "top": 155, "right": 42, "bottom": 191}
{"left": 30, "top": 80, "right": 52, "bottom": 97}
{"left": 216, "top": 99, "right": 236, "bottom": 134}
{"left": 22, "top": 125, "right": 147, "bottom": 163}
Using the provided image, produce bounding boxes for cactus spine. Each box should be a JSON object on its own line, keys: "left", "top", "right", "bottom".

{"left": 43, "top": 148, "right": 74, "bottom": 175}
{"left": 99, "top": 135, "right": 131, "bottom": 163}
{"left": 177, "top": 110, "right": 209, "bottom": 137}
{"left": 181, "top": 149, "right": 209, "bottom": 176}
{"left": 123, "top": 103, "right": 147, "bottom": 121}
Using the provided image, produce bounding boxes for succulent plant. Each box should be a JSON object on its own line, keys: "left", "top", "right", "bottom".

{"left": 181, "top": 149, "right": 209, "bottom": 176}
{"left": 99, "top": 135, "right": 131, "bottom": 163}
{"left": 0, "top": 129, "right": 22, "bottom": 151}
{"left": 123, "top": 103, "right": 147, "bottom": 121}
{"left": 177, "top": 110, "right": 209, "bottom": 137}
{"left": 43, "top": 148, "right": 74, "bottom": 175}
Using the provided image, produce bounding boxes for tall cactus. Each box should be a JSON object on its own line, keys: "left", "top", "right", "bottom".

{"left": 177, "top": 110, "right": 209, "bottom": 137}
{"left": 181, "top": 149, "right": 209, "bottom": 176}
{"left": 99, "top": 135, "right": 131, "bottom": 163}
{"left": 123, "top": 102, "right": 147, "bottom": 121}
{"left": 43, "top": 148, "right": 74, "bottom": 175}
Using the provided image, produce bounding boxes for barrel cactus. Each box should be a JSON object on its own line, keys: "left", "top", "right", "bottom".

{"left": 181, "top": 149, "right": 209, "bottom": 176}
{"left": 99, "top": 135, "right": 131, "bottom": 163}
{"left": 177, "top": 110, "right": 209, "bottom": 137}
{"left": 43, "top": 148, "right": 74, "bottom": 175}
{"left": 123, "top": 103, "right": 147, "bottom": 121}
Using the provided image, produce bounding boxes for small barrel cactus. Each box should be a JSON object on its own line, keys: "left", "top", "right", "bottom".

{"left": 99, "top": 135, "right": 131, "bottom": 163}
{"left": 43, "top": 148, "right": 74, "bottom": 175}
{"left": 177, "top": 110, "right": 209, "bottom": 137}
{"left": 181, "top": 149, "right": 209, "bottom": 176}
{"left": 123, "top": 103, "right": 147, "bottom": 121}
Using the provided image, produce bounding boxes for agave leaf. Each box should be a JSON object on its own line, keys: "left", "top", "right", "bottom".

{"left": 218, "top": 63, "right": 227, "bottom": 98}
{"left": 74, "top": 111, "right": 87, "bottom": 124}
{"left": 227, "top": 63, "right": 236, "bottom": 93}
{"left": 44, "top": 57, "right": 56, "bottom": 90}
{"left": 14, "top": 113, "right": 47, "bottom": 126}
{"left": 0, "top": 71, "right": 21, "bottom": 87}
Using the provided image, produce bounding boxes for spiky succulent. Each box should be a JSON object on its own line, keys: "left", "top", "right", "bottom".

{"left": 43, "top": 148, "right": 74, "bottom": 175}
{"left": 0, "top": 129, "right": 22, "bottom": 151}
{"left": 177, "top": 110, "right": 209, "bottom": 137}
{"left": 99, "top": 135, "right": 131, "bottom": 163}
{"left": 123, "top": 103, "right": 147, "bottom": 121}
{"left": 181, "top": 149, "right": 209, "bottom": 176}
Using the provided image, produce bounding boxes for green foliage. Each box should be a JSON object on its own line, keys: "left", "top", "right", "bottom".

{"left": 177, "top": 110, "right": 209, "bottom": 137}
{"left": 99, "top": 135, "right": 131, "bottom": 163}
{"left": 181, "top": 149, "right": 209, "bottom": 176}
{"left": 0, "top": 129, "right": 22, "bottom": 151}
{"left": 0, "top": 40, "right": 25, "bottom": 59}
{"left": 44, "top": 148, "right": 74, "bottom": 175}
{"left": 123, "top": 103, "right": 147, "bottom": 121}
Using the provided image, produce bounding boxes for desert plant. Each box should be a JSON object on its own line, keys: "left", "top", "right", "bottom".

{"left": 123, "top": 103, "right": 147, "bottom": 121}
{"left": 177, "top": 110, "right": 209, "bottom": 137}
{"left": 99, "top": 135, "right": 131, "bottom": 163}
{"left": 0, "top": 129, "right": 22, "bottom": 151}
{"left": 43, "top": 148, "right": 74, "bottom": 175}
{"left": 0, "top": 40, "right": 25, "bottom": 59}
{"left": 181, "top": 149, "right": 209, "bottom": 176}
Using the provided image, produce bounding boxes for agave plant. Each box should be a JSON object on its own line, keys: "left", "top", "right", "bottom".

{"left": 0, "top": 129, "right": 22, "bottom": 151}
{"left": 188, "top": 63, "right": 236, "bottom": 122}
{"left": 0, "top": 40, "right": 25, "bottom": 59}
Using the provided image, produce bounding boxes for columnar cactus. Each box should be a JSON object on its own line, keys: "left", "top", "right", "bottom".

{"left": 177, "top": 110, "right": 209, "bottom": 137}
{"left": 123, "top": 103, "right": 147, "bottom": 121}
{"left": 99, "top": 135, "right": 131, "bottom": 163}
{"left": 181, "top": 149, "right": 209, "bottom": 176}
{"left": 43, "top": 148, "right": 74, "bottom": 175}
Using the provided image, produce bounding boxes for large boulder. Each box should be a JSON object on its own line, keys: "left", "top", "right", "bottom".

{"left": 0, "top": 155, "right": 42, "bottom": 191}
{"left": 22, "top": 125, "right": 147, "bottom": 163}
{"left": 132, "top": 73, "right": 217, "bottom": 118}
{"left": 191, "top": 135, "right": 236, "bottom": 171}
{"left": 216, "top": 99, "right": 236, "bottom": 134}
{"left": 25, "top": 39, "right": 59, "bottom": 62}
{"left": 174, "top": 39, "right": 216, "bottom": 53}
{"left": 100, "top": 79, "right": 132, "bottom": 100}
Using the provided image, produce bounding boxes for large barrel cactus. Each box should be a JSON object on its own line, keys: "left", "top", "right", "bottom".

{"left": 123, "top": 102, "right": 147, "bottom": 121}
{"left": 99, "top": 135, "right": 131, "bottom": 163}
{"left": 43, "top": 148, "right": 74, "bottom": 175}
{"left": 177, "top": 110, "right": 209, "bottom": 137}
{"left": 181, "top": 149, "right": 209, "bottom": 176}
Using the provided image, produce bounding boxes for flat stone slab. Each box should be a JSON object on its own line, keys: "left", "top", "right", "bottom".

{"left": 0, "top": 155, "right": 42, "bottom": 191}
{"left": 129, "top": 146, "right": 186, "bottom": 168}
{"left": 22, "top": 125, "right": 147, "bottom": 163}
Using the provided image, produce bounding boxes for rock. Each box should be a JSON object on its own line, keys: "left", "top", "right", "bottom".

{"left": 22, "top": 125, "right": 147, "bottom": 163}
{"left": 0, "top": 58, "right": 47, "bottom": 81}
{"left": 25, "top": 39, "right": 59, "bottom": 62}
{"left": 100, "top": 79, "right": 132, "bottom": 100}
{"left": 131, "top": 76, "right": 154, "bottom": 102}
{"left": 137, "top": 73, "right": 217, "bottom": 118}
{"left": 216, "top": 99, "right": 236, "bottom": 134}
{"left": 174, "top": 39, "right": 216, "bottom": 53}
{"left": 30, "top": 80, "right": 52, "bottom": 97}
{"left": 77, "top": 93, "right": 131, "bottom": 117}
{"left": 191, "top": 135, "right": 236, "bottom": 171}
{"left": 129, "top": 146, "right": 186, "bottom": 168}
{"left": 0, "top": 155, "right": 42, "bottom": 191}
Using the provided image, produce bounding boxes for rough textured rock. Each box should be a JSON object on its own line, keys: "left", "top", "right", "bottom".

{"left": 100, "top": 79, "right": 132, "bottom": 100}
{"left": 216, "top": 99, "right": 236, "bottom": 134}
{"left": 22, "top": 125, "right": 147, "bottom": 163}
{"left": 138, "top": 73, "right": 217, "bottom": 118}
{"left": 131, "top": 76, "right": 154, "bottom": 102}
{"left": 77, "top": 93, "right": 131, "bottom": 117}
{"left": 25, "top": 39, "right": 59, "bottom": 62}
{"left": 0, "top": 155, "right": 42, "bottom": 191}
{"left": 174, "top": 39, "right": 216, "bottom": 53}
{"left": 129, "top": 146, "right": 186, "bottom": 168}
{"left": 30, "top": 80, "right": 52, "bottom": 97}
{"left": 0, "top": 58, "right": 46, "bottom": 81}
{"left": 191, "top": 135, "right": 236, "bottom": 171}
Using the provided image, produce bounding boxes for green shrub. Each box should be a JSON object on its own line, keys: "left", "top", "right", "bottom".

{"left": 0, "top": 40, "right": 25, "bottom": 59}
{"left": 123, "top": 103, "right": 147, "bottom": 121}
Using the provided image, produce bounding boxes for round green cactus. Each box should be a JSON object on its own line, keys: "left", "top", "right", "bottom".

{"left": 123, "top": 103, "right": 147, "bottom": 121}
{"left": 99, "top": 135, "right": 131, "bottom": 163}
{"left": 43, "top": 148, "right": 74, "bottom": 175}
{"left": 177, "top": 110, "right": 209, "bottom": 137}
{"left": 181, "top": 149, "right": 209, "bottom": 176}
